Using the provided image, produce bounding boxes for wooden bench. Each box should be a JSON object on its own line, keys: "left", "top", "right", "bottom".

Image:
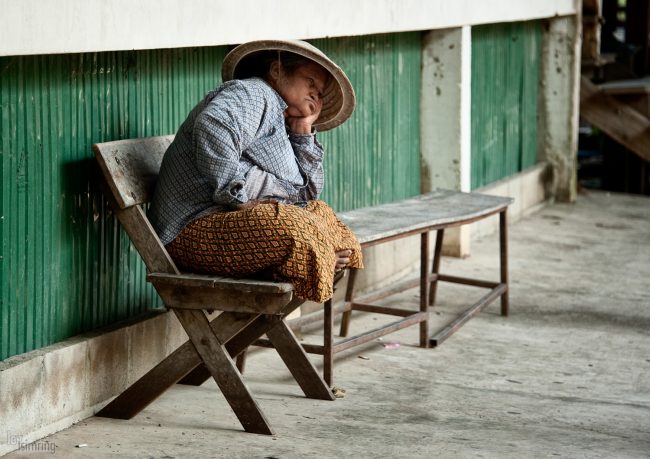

{"left": 252, "top": 190, "right": 513, "bottom": 385}
{"left": 93, "top": 135, "right": 336, "bottom": 436}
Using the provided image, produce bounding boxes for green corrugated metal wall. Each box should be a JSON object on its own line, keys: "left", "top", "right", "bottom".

{"left": 314, "top": 34, "right": 421, "bottom": 210}
{"left": 471, "top": 21, "right": 541, "bottom": 189}
{"left": 0, "top": 32, "right": 421, "bottom": 360}
{"left": 0, "top": 48, "right": 226, "bottom": 361}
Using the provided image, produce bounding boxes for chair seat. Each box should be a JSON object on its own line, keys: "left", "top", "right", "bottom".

{"left": 147, "top": 272, "right": 293, "bottom": 292}
{"left": 147, "top": 272, "right": 294, "bottom": 314}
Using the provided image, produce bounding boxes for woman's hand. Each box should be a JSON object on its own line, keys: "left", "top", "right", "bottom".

{"left": 286, "top": 97, "right": 322, "bottom": 134}
{"left": 335, "top": 249, "right": 352, "bottom": 272}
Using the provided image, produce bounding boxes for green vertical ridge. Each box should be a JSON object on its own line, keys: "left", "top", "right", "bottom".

{"left": 312, "top": 32, "right": 421, "bottom": 211}
{"left": 471, "top": 21, "right": 542, "bottom": 189}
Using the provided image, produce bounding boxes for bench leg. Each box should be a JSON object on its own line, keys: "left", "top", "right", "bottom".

{"left": 323, "top": 298, "right": 334, "bottom": 386}
{"left": 266, "top": 320, "right": 334, "bottom": 400}
{"left": 338, "top": 268, "right": 358, "bottom": 337}
{"left": 173, "top": 309, "right": 274, "bottom": 435}
{"left": 97, "top": 311, "right": 259, "bottom": 420}
{"left": 428, "top": 229, "right": 444, "bottom": 306}
{"left": 420, "top": 232, "right": 430, "bottom": 348}
{"left": 500, "top": 210, "right": 509, "bottom": 317}
{"left": 176, "top": 363, "right": 213, "bottom": 386}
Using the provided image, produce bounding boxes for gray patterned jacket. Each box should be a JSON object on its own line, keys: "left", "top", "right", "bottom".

{"left": 148, "top": 77, "right": 325, "bottom": 245}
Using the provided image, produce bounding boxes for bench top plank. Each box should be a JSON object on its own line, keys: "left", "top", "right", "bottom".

{"left": 339, "top": 189, "right": 512, "bottom": 245}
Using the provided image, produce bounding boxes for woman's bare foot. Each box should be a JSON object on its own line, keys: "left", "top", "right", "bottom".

{"left": 335, "top": 249, "right": 352, "bottom": 272}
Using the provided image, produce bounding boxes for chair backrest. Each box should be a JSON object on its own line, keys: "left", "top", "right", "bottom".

{"left": 94, "top": 135, "right": 175, "bottom": 209}
{"left": 93, "top": 135, "right": 179, "bottom": 274}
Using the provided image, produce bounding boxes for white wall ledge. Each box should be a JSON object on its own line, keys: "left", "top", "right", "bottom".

{"left": 1, "top": 0, "right": 578, "bottom": 57}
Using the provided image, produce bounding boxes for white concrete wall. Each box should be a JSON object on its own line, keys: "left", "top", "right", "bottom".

{"left": 1, "top": 0, "right": 578, "bottom": 56}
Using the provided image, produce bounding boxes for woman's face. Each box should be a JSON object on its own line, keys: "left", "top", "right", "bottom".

{"left": 269, "top": 61, "right": 328, "bottom": 118}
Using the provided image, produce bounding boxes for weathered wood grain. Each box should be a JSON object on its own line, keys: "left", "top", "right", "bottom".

{"left": 150, "top": 276, "right": 293, "bottom": 314}
{"left": 97, "top": 311, "right": 259, "bottom": 419}
{"left": 338, "top": 189, "right": 512, "bottom": 245}
{"left": 147, "top": 272, "right": 293, "bottom": 293}
{"left": 174, "top": 308, "right": 274, "bottom": 435}
{"left": 267, "top": 320, "right": 335, "bottom": 400}
{"left": 93, "top": 136, "right": 174, "bottom": 209}
{"left": 580, "top": 76, "right": 650, "bottom": 163}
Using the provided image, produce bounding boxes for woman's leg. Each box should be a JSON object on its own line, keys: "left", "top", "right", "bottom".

{"left": 167, "top": 203, "right": 295, "bottom": 276}
{"left": 304, "top": 200, "right": 364, "bottom": 270}
{"left": 166, "top": 201, "right": 362, "bottom": 303}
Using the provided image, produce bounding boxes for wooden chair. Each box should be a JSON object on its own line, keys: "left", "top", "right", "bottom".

{"left": 93, "top": 135, "right": 334, "bottom": 436}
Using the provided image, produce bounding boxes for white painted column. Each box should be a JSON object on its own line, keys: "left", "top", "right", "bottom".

{"left": 539, "top": 15, "right": 582, "bottom": 203}
{"left": 421, "top": 26, "right": 472, "bottom": 257}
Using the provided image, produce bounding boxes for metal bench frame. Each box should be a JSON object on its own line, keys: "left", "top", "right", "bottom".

{"left": 255, "top": 191, "right": 512, "bottom": 385}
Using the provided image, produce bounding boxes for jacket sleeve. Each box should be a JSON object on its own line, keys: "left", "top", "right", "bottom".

{"left": 288, "top": 131, "right": 325, "bottom": 201}
{"left": 192, "top": 81, "right": 266, "bottom": 207}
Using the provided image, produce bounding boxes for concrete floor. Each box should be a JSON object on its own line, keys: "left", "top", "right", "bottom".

{"left": 6, "top": 191, "right": 650, "bottom": 459}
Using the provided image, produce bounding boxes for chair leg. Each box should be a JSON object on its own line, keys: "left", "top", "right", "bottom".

{"left": 178, "top": 313, "right": 285, "bottom": 387}
{"left": 429, "top": 229, "right": 444, "bottom": 306}
{"left": 184, "top": 296, "right": 336, "bottom": 396}
{"left": 236, "top": 352, "right": 247, "bottom": 373}
{"left": 97, "top": 311, "right": 259, "bottom": 419}
{"left": 175, "top": 363, "right": 213, "bottom": 386}
{"left": 97, "top": 336, "right": 204, "bottom": 419}
{"left": 177, "top": 312, "right": 255, "bottom": 386}
{"left": 173, "top": 308, "right": 274, "bottom": 435}
{"left": 179, "top": 297, "right": 306, "bottom": 386}
{"left": 266, "top": 320, "right": 334, "bottom": 400}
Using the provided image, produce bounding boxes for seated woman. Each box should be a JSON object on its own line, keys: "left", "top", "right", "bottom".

{"left": 148, "top": 39, "right": 363, "bottom": 303}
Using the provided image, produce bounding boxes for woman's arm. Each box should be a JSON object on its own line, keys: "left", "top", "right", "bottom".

{"left": 289, "top": 132, "right": 325, "bottom": 201}
{"left": 192, "top": 81, "right": 266, "bottom": 208}
{"left": 241, "top": 131, "right": 325, "bottom": 202}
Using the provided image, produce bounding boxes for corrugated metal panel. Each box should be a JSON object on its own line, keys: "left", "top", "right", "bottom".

{"left": 0, "top": 48, "right": 226, "bottom": 360}
{"left": 312, "top": 33, "right": 421, "bottom": 211}
{"left": 471, "top": 21, "right": 541, "bottom": 189}
{"left": 0, "top": 33, "right": 421, "bottom": 360}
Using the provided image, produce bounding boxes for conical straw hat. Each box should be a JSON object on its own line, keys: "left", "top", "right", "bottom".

{"left": 222, "top": 39, "right": 355, "bottom": 132}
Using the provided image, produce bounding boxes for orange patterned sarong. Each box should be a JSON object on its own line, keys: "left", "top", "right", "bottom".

{"left": 166, "top": 200, "right": 363, "bottom": 303}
